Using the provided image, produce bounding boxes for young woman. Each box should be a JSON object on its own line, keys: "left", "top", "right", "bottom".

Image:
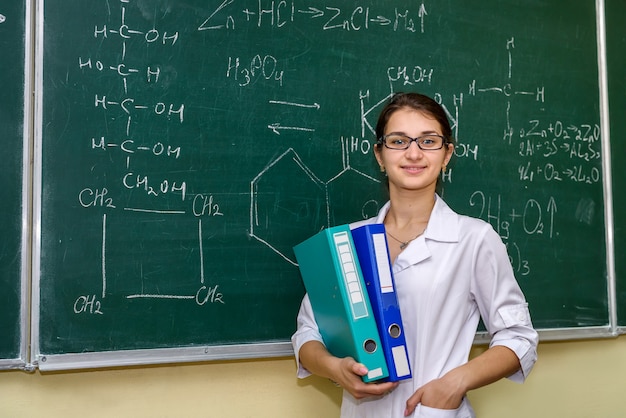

{"left": 291, "top": 92, "right": 538, "bottom": 418}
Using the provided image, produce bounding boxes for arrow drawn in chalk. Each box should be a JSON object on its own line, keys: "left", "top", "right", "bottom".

{"left": 418, "top": 3, "right": 428, "bottom": 33}
{"left": 269, "top": 100, "right": 320, "bottom": 109}
{"left": 268, "top": 123, "right": 315, "bottom": 135}
{"left": 297, "top": 7, "right": 324, "bottom": 19}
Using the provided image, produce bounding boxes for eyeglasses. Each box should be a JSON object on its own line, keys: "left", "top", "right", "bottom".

{"left": 378, "top": 133, "right": 447, "bottom": 150}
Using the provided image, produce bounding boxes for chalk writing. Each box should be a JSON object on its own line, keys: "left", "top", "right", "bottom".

{"left": 91, "top": 137, "right": 182, "bottom": 160}
{"left": 249, "top": 146, "right": 381, "bottom": 265}
{"left": 73, "top": 295, "right": 104, "bottom": 315}
{"left": 72, "top": 0, "right": 227, "bottom": 311}
{"left": 199, "top": 1, "right": 428, "bottom": 33}
{"left": 227, "top": 54, "right": 285, "bottom": 86}
{"left": 39, "top": 0, "right": 607, "bottom": 346}
{"left": 468, "top": 191, "right": 558, "bottom": 239}
{"left": 79, "top": 188, "right": 116, "bottom": 209}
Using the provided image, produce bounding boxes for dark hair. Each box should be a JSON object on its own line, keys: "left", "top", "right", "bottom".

{"left": 374, "top": 92, "right": 454, "bottom": 146}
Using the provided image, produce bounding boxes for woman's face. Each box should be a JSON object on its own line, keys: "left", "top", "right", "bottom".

{"left": 375, "top": 108, "right": 454, "bottom": 194}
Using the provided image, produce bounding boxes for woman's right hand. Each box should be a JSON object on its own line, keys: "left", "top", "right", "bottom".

{"left": 299, "top": 341, "right": 398, "bottom": 399}
{"left": 330, "top": 356, "right": 399, "bottom": 399}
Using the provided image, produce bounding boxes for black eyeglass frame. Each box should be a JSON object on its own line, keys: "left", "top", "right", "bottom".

{"left": 377, "top": 133, "right": 449, "bottom": 151}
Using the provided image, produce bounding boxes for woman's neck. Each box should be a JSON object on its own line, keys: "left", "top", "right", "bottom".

{"left": 386, "top": 188, "right": 436, "bottom": 229}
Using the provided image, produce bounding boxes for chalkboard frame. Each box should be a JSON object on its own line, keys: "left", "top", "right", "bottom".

{"left": 34, "top": 328, "right": 618, "bottom": 372}
{"left": 604, "top": 0, "right": 626, "bottom": 333}
{"left": 30, "top": 0, "right": 621, "bottom": 371}
{"left": 34, "top": 343, "right": 292, "bottom": 372}
{"left": 598, "top": 0, "right": 620, "bottom": 334}
{"left": 0, "top": 0, "right": 34, "bottom": 372}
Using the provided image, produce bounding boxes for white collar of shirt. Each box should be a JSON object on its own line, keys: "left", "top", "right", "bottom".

{"left": 370, "top": 194, "right": 460, "bottom": 271}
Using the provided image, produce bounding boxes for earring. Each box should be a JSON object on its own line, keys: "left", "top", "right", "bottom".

{"left": 442, "top": 165, "right": 447, "bottom": 173}
{"left": 380, "top": 165, "right": 386, "bottom": 173}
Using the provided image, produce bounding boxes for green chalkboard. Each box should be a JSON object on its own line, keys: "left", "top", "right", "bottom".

{"left": 36, "top": 0, "right": 608, "bottom": 369}
{"left": 606, "top": 0, "right": 626, "bottom": 328}
{"left": 0, "top": 1, "right": 29, "bottom": 369}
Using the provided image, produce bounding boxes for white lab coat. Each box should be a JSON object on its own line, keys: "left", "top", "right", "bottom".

{"left": 291, "top": 195, "right": 538, "bottom": 418}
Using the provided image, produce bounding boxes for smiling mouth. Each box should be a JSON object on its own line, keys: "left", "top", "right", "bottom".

{"left": 402, "top": 166, "right": 426, "bottom": 173}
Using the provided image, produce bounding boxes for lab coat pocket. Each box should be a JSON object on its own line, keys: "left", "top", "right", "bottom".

{"left": 415, "top": 404, "right": 467, "bottom": 418}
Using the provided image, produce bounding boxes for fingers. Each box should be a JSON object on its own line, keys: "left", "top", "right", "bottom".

{"left": 353, "top": 380, "right": 399, "bottom": 399}
{"left": 337, "top": 361, "right": 399, "bottom": 399}
{"left": 404, "top": 388, "right": 422, "bottom": 417}
{"left": 351, "top": 362, "right": 369, "bottom": 376}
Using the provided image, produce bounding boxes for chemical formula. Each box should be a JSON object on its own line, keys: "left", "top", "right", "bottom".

{"left": 74, "top": 0, "right": 226, "bottom": 312}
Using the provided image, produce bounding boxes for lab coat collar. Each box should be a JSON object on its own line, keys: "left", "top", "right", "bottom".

{"left": 373, "top": 194, "right": 460, "bottom": 269}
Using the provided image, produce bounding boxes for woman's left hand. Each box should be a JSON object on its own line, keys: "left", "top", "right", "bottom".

{"left": 404, "top": 374, "right": 464, "bottom": 416}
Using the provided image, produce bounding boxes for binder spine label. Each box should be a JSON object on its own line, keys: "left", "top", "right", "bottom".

{"left": 372, "top": 233, "right": 394, "bottom": 293}
{"left": 333, "top": 231, "right": 369, "bottom": 320}
{"left": 391, "top": 345, "right": 411, "bottom": 377}
{"left": 367, "top": 367, "right": 385, "bottom": 380}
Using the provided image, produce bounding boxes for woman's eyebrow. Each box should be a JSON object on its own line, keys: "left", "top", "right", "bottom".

{"left": 385, "top": 130, "right": 442, "bottom": 136}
